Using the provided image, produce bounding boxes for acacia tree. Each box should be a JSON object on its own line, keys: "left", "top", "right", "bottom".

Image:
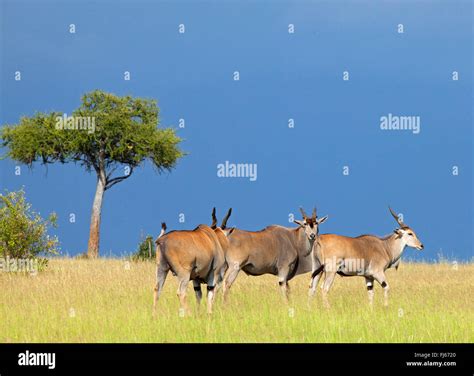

{"left": 1, "top": 90, "right": 184, "bottom": 258}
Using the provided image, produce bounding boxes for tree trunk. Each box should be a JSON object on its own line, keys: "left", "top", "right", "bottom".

{"left": 87, "top": 177, "right": 105, "bottom": 258}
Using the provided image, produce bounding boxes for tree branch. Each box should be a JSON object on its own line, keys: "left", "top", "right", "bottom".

{"left": 73, "top": 155, "right": 97, "bottom": 172}
{"left": 106, "top": 165, "right": 118, "bottom": 180}
{"left": 105, "top": 167, "right": 134, "bottom": 190}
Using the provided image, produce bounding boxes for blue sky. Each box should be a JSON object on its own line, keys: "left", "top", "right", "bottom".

{"left": 1, "top": 0, "right": 472, "bottom": 260}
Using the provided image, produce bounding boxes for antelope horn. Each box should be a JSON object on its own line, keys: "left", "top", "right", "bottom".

{"left": 221, "top": 208, "right": 232, "bottom": 229}
{"left": 211, "top": 207, "right": 217, "bottom": 229}
{"left": 312, "top": 207, "right": 317, "bottom": 221}
{"left": 299, "top": 207, "right": 308, "bottom": 220}
{"left": 389, "top": 206, "right": 405, "bottom": 227}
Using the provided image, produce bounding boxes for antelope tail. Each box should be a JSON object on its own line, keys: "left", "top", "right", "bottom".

{"left": 156, "top": 222, "right": 167, "bottom": 243}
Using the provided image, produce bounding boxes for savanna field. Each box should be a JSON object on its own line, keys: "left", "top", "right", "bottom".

{"left": 0, "top": 259, "right": 472, "bottom": 343}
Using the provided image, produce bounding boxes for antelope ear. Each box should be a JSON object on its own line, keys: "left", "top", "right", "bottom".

{"left": 393, "top": 229, "right": 403, "bottom": 236}
{"left": 227, "top": 227, "right": 235, "bottom": 235}
{"left": 317, "top": 215, "right": 328, "bottom": 225}
{"left": 294, "top": 220, "right": 304, "bottom": 227}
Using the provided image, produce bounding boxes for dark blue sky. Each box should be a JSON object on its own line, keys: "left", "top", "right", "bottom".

{"left": 1, "top": 0, "right": 472, "bottom": 261}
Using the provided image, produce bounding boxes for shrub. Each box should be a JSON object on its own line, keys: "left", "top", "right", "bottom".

{"left": 0, "top": 189, "right": 59, "bottom": 271}
{"left": 131, "top": 235, "right": 155, "bottom": 261}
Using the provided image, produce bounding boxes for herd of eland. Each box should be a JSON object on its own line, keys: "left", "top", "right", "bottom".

{"left": 152, "top": 206, "right": 423, "bottom": 315}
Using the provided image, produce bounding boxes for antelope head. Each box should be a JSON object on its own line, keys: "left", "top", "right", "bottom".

{"left": 389, "top": 206, "right": 424, "bottom": 250}
{"left": 294, "top": 206, "right": 328, "bottom": 243}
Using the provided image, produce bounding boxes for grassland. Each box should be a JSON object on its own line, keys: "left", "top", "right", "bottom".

{"left": 0, "top": 259, "right": 472, "bottom": 342}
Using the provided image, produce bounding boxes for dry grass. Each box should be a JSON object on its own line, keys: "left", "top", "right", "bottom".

{"left": 0, "top": 259, "right": 472, "bottom": 342}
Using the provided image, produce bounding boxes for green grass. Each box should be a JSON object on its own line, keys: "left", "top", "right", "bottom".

{"left": 0, "top": 259, "right": 472, "bottom": 342}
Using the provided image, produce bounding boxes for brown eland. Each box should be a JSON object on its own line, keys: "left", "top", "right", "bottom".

{"left": 308, "top": 207, "right": 423, "bottom": 308}
{"left": 220, "top": 207, "right": 328, "bottom": 303}
{"left": 153, "top": 209, "right": 234, "bottom": 316}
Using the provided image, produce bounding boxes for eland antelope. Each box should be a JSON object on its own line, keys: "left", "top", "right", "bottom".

{"left": 220, "top": 207, "right": 328, "bottom": 303}
{"left": 153, "top": 210, "right": 234, "bottom": 315}
{"left": 308, "top": 207, "right": 424, "bottom": 308}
